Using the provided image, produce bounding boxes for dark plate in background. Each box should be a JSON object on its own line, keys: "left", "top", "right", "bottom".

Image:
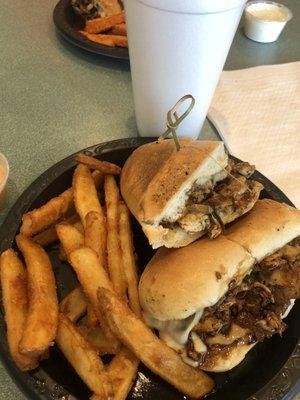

{"left": 0, "top": 138, "right": 299, "bottom": 400}
{"left": 53, "top": 0, "right": 129, "bottom": 59}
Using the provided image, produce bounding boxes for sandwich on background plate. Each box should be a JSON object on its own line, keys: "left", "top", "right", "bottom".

{"left": 71, "top": 0, "right": 122, "bottom": 19}
{"left": 121, "top": 138, "right": 263, "bottom": 249}
{"left": 139, "top": 199, "right": 300, "bottom": 371}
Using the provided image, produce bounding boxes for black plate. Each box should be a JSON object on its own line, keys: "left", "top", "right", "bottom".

{"left": 53, "top": 0, "right": 129, "bottom": 59}
{"left": 0, "top": 138, "right": 299, "bottom": 400}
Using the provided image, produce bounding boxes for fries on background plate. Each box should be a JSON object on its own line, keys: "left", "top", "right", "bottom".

{"left": 71, "top": 0, "right": 129, "bottom": 48}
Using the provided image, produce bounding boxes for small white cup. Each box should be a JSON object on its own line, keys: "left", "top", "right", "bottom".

{"left": 244, "top": 1, "right": 292, "bottom": 43}
{"left": 0, "top": 153, "right": 9, "bottom": 207}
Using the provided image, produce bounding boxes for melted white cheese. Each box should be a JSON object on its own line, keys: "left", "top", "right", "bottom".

{"left": 190, "top": 332, "right": 207, "bottom": 354}
{"left": 143, "top": 311, "right": 202, "bottom": 350}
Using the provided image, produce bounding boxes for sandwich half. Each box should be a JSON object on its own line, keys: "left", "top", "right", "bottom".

{"left": 121, "top": 138, "right": 263, "bottom": 249}
{"left": 139, "top": 199, "right": 300, "bottom": 372}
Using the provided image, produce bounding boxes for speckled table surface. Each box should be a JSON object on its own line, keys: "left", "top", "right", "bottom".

{"left": 0, "top": 0, "right": 299, "bottom": 399}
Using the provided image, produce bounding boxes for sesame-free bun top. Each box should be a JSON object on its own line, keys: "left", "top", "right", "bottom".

{"left": 226, "top": 199, "right": 300, "bottom": 261}
{"left": 139, "top": 236, "right": 254, "bottom": 321}
{"left": 120, "top": 139, "right": 227, "bottom": 248}
{"left": 139, "top": 199, "right": 300, "bottom": 321}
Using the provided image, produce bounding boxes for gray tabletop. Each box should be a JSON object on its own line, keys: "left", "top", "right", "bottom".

{"left": 0, "top": 0, "right": 299, "bottom": 399}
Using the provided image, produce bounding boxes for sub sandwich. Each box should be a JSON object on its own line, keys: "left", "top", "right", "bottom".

{"left": 121, "top": 139, "right": 263, "bottom": 249}
{"left": 139, "top": 199, "right": 300, "bottom": 371}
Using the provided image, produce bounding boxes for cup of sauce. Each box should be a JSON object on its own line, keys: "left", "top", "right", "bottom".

{"left": 244, "top": 1, "right": 292, "bottom": 43}
{"left": 0, "top": 153, "right": 9, "bottom": 209}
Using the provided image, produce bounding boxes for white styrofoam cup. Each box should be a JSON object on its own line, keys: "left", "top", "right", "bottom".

{"left": 124, "top": 0, "right": 247, "bottom": 138}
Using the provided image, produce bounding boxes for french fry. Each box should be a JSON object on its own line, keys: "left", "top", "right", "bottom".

{"left": 80, "top": 31, "right": 115, "bottom": 47}
{"left": 68, "top": 246, "right": 113, "bottom": 296}
{"left": 57, "top": 221, "right": 84, "bottom": 262}
{"left": 20, "top": 188, "right": 74, "bottom": 236}
{"left": 73, "top": 164, "right": 106, "bottom": 324}
{"left": 56, "top": 222, "right": 84, "bottom": 258}
{"left": 82, "top": 33, "right": 128, "bottom": 48}
{"left": 77, "top": 324, "right": 119, "bottom": 355}
{"left": 60, "top": 287, "right": 87, "bottom": 323}
{"left": 20, "top": 171, "right": 103, "bottom": 237}
{"left": 106, "top": 347, "right": 139, "bottom": 400}
{"left": 73, "top": 164, "right": 104, "bottom": 229}
{"left": 33, "top": 225, "right": 59, "bottom": 247}
{"left": 75, "top": 153, "right": 121, "bottom": 176}
{"left": 56, "top": 313, "right": 113, "bottom": 397}
{"left": 89, "top": 349, "right": 139, "bottom": 400}
{"left": 97, "top": 288, "right": 215, "bottom": 399}
{"left": 101, "top": 204, "right": 140, "bottom": 399}
{"left": 106, "top": 34, "right": 128, "bottom": 48}
{"left": 16, "top": 234, "right": 59, "bottom": 357}
{"left": 119, "top": 203, "right": 141, "bottom": 317}
{"left": 85, "top": 11, "right": 125, "bottom": 34}
{"left": 111, "top": 23, "right": 127, "bottom": 36}
{"left": 33, "top": 214, "right": 80, "bottom": 247}
{"left": 0, "top": 250, "right": 39, "bottom": 370}
{"left": 86, "top": 307, "right": 99, "bottom": 328}
{"left": 85, "top": 211, "right": 107, "bottom": 270}
{"left": 105, "top": 175, "right": 126, "bottom": 297}
{"left": 56, "top": 220, "right": 97, "bottom": 326}
{"left": 69, "top": 247, "right": 120, "bottom": 352}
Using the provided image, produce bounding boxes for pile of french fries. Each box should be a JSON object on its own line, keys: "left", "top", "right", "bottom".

{"left": 0, "top": 153, "right": 214, "bottom": 399}
{"left": 80, "top": 11, "right": 128, "bottom": 48}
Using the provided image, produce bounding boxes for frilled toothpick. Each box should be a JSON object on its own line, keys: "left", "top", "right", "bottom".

{"left": 158, "top": 94, "right": 195, "bottom": 151}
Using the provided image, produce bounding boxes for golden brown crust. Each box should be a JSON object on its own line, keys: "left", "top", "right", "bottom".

{"left": 226, "top": 199, "right": 300, "bottom": 261}
{"left": 139, "top": 236, "right": 254, "bottom": 321}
